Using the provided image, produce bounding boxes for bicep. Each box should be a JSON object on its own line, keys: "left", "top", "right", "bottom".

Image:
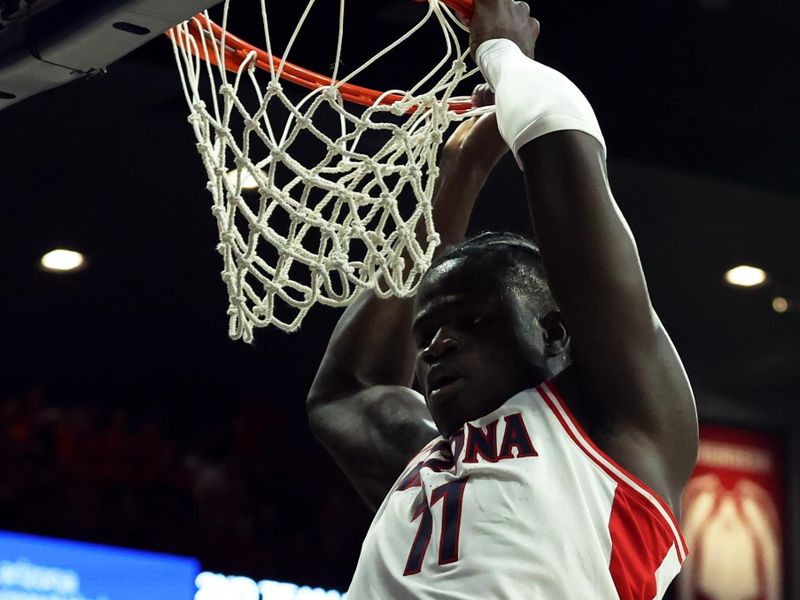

{"left": 309, "top": 386, "right": 438, "bottom": 511}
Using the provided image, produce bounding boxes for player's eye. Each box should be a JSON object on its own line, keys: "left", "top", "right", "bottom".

{"left": 461, "top": 315, "right": 482, "bottom": 329}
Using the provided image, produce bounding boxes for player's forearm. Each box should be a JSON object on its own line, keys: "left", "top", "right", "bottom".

{"left": 476, "top": 40, "right": 651, "bottom": 323}
{"left": 518, "top": 132, "right": 650, "bottom": 321}
{"left": 308, "top": 149, "right": 495, "bottom": 405}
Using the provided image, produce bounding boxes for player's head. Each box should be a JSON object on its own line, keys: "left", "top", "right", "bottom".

{"left": 412, "top": 232, "right": 570, "bottom": 436}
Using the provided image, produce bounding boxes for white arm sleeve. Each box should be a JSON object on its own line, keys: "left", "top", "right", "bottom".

{"left": 476, "top": 38, "right": 607, "bottom": 168}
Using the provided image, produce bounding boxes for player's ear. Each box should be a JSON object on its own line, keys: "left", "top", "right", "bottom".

{"left": 541, "top": 310, "right": 569, "bottom": 357}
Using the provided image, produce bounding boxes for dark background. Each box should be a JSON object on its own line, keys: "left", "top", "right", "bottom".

{"left": 1, "top": 0, "right": 799, "bottom": 594}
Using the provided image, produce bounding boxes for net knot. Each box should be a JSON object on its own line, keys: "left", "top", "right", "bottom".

{"left": 271, "top": 148, "right": 288, "bottom": 163}
{"left": 378, "top": 193, "right": 394, "bottom": 209}
{"left": 229, "top": 294, "right": 245, "bottom": 308}
{"left": 366, "top": 230, "right": 387, "bottom": 247}
{"left": 295, "top": 114, "right": 313, "bottom": 130}
{"left": 322, "top": 87, "right": 341, "bottom": 104}
{"left": 452, "top": 58, "right": 467, "bottom": 74}
{"left": 389, "top": 102, "right": 407, "bottom": 117}
{"left": 328, "top": 251, "right": 354, "bottom": 275}
{"left": 266, "top": 80, "right": 282, "bottom": 95}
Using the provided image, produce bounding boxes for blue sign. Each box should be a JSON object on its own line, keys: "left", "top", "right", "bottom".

{"left": 0, "top": 530, "right": 199, "bottom": 600}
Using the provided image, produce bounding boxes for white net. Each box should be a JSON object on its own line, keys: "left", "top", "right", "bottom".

{"left": 169, "top": 0, "right": 479, "bottom": 342}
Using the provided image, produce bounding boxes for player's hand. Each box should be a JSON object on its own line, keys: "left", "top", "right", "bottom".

{"left": 442, "top": 91, "right": 507, "bottom": 169}
{"left": 469, "top": 0, "right": 540, "bottom": 60}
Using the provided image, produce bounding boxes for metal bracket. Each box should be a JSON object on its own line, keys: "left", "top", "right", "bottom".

{"left": 0, "top": 0, "right": 219, "bottom": 110}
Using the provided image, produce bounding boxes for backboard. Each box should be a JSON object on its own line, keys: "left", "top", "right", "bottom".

{"left": 0, "top": 0, "right": 219, "bottom": 111}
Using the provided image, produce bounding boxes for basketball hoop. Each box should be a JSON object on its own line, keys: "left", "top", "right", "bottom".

{"left": 169, "top": 0, "right": 481, "bottom": 342}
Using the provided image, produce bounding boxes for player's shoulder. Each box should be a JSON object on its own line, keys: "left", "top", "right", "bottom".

{"left": 551, "top": 365, "right": 688, "bottom": 511}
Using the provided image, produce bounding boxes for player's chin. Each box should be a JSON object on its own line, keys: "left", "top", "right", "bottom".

{"left": 427, "top": 378, "right": 470, "bottom": 429}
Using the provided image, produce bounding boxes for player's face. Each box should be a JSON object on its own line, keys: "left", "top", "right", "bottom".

{"left": 412, "top": 256, "right": 552, "bottom": 437}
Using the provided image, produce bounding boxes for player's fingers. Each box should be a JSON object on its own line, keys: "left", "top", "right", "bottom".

{"left": 455, "top": 113, "right": 509, "bottom": 163}
{"left": 444, "top": 117, "right": 478, "bottom": 151}
{"left": 530, "top": 17, "right": 541, "bottom": 38}
{"left": 513, "top": 16, "right": 539, "bottom": 58}
{"left": 471, "top": 84, "right": 495, "bottom": 108}
{"left": 467, "top": 112, "right": 502, "bottom": 144}
{"left": 453, "top": 4, "right": 470, "bottom": 28}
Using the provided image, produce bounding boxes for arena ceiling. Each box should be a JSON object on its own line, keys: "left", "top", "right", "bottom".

{"left": 1, "top": 0, "right": 798, "bottom": 424}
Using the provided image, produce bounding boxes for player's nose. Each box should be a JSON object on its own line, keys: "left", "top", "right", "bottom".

{"left": 421, "top": 327, "right": 461, "bottom": 364}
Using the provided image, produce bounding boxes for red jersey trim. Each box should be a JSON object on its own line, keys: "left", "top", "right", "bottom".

{"left": 536, "top": 380, "right": 689, "bottom": 561}
{"left": 608, "top": 484, "right": 681, "bottom": 599}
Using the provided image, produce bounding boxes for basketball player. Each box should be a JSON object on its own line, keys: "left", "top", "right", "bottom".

{"left": 307, "top": 0, "right": 698, "bottom": 596}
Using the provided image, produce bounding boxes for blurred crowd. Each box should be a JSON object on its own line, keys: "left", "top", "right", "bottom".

{"left": 0, "top": 384, "right": 370, "bottom": 589}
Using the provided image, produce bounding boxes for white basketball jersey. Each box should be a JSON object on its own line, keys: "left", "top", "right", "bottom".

{"left": 347, "top": 381, "right": 688, "bottom": 599}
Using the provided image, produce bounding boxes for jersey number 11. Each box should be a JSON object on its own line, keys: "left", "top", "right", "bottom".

{"left": 403, "top": 477, "right": 469, "bottom": 576}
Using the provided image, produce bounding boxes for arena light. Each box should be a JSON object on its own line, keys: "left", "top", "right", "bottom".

{"left": 772, "top": 297, "right": 790, "bottom": 314}
{"left": 40, "top": 249, "right": 86, "bottom": 273}
{"left": 194, "top": 572, "right": 345, "bottom": 600}
{"left": 225, "top": 168, "right": 259, "bottom": 190}
{"left": 724, "top": 265, "right": 767, "bottom": 288}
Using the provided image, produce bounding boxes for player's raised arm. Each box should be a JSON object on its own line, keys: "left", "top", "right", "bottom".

{"left": 307, "top": 113, "right": 508, "bottom": 510}
{"left": 469, "top": 0, "right": 698, "bottom": 504}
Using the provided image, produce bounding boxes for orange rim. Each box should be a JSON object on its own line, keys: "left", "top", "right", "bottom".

{"left": 168, "top": 0, "right": 475, "bottom": 114}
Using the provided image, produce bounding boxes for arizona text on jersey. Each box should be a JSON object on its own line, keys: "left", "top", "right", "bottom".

{"left": 347, "top": 381, "right": 688, "bottom": 599}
